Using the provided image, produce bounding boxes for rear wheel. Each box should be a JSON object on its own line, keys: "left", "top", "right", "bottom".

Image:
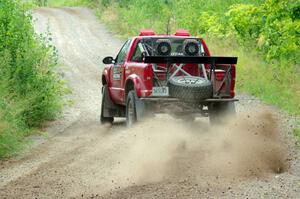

{"left": 100, "top": 86, "right": 114, "bottom": 124}
{"left": 209, "top": 102, "right": 236, "bottom": 125}
{"left": 126, "top": 90, "right": 138, "bottom": 127}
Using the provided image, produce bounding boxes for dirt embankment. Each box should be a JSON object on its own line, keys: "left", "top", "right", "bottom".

{"left": 0, "top": 7, "right": 299, "bottom": 199}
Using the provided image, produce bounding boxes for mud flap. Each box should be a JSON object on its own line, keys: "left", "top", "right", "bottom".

{"left": 135, "top": 97, "right": 146, "bottom": 121}
{"left": 102, "top": 86, "right": 125, "bottom": 117}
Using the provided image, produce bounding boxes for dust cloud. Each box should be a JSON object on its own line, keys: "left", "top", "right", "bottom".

{"left": 112, "top": 110, "right": 288, "bottom": 185}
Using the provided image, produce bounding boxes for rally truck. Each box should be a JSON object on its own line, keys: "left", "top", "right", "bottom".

{"left": 100, "top": 29, "right": 238, "bottom": 126}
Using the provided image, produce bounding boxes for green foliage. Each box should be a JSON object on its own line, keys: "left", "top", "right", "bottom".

{"left": 0, "top": 89, "right": 29, "bottom": 157}
{"left": 0, "top": 0, "right": 63, "bottom": 158}
{"left": 35, "top": 0, "right": 48, "bottom": 6}
{"left": 227, "top": 0, "right": 300, "bottom": 64}
{"left": 227, "top": 4, "right": 263, "bottom": 45}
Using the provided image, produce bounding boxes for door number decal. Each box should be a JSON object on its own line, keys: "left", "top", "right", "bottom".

{"left": 113, "top": 67, "right": 121, "bottom": 80}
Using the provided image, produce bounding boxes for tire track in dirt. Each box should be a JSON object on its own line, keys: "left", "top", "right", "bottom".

{"left": 0, "top": 7, "right": 299, "bottom": 199}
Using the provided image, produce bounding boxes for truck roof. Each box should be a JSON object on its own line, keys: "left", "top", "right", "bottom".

{"left": 134, "top": 29, "right": 199, "bottom": 39}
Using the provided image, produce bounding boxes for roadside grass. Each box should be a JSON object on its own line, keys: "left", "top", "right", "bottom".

{"left": 0, "top": 92, "right": 29, "bottom": 158}
{"left": 293, "top": 127, "right": 300, "bottom": 146}
{"left": 0, "top": 0, "right": 64, "bottom": 158}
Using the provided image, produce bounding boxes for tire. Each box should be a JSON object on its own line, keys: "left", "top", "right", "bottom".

{"left": 126, "top": 90, "right": 138, "bottom": 127}
{"left": 100, "top": 86, "right": 114, "bottom": 124}
{"left": 168, "top": 76, "right": 212, "bottom": 101}
{"left": 209, "top": 102, "right": 236, "bottom": 125}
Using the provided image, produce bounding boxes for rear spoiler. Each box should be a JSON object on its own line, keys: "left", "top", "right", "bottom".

{"left": 144, "top": 56, "right": 238, "bottom": 65}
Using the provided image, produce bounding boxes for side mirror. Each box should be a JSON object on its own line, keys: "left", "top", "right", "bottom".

{"left": 102, "top": 56, "right": 114, "bottom": 64}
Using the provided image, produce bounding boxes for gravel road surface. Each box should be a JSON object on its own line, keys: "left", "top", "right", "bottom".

{"left": 0, "top": 7, "right": 299, "bottom": 199}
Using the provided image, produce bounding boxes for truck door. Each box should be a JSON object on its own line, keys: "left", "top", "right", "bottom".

{"left": 110, "top": 40, "right": 131, "bottom": 104}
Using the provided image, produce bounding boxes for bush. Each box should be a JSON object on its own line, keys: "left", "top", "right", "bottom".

{"left": 0, "top": 0, "right": 63, "bottom": 158}
{"left": 227, "top": 4, "right": 263, "bottom": 45}
{"left": 227, "top": 0, "right": 300, "bottom": 64}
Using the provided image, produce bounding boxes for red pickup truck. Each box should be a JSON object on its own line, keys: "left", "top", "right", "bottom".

{"left": 101, "top": 29, "right": 238, "bottom": 126}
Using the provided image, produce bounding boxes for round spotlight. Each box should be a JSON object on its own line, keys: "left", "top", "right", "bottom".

{"left": 156, "top": 39, "right": 171, "bottom": 56}
{"left": 183, "top": 39, "right": 199, "bottom": 56}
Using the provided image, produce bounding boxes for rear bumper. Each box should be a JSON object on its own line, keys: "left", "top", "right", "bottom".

{"left": 139, "top": 97, "right": 238, "bottom": 115}
{"left": 140, "top": 97, "right": 238, "bottom": 103}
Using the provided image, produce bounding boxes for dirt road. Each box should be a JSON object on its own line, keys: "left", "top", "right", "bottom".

{"left": 0, "top": 7, "right": 299, "bottom": 199}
